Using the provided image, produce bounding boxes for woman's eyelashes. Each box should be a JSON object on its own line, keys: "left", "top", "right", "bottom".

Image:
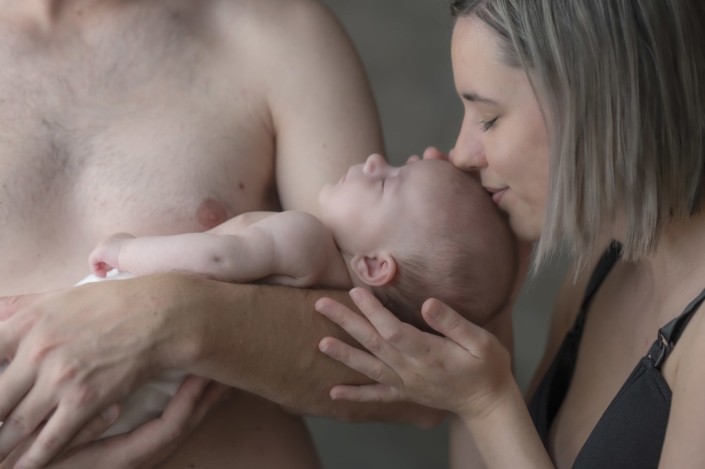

{"left": 480, "top": 117, "right": 498, "bottom": 132}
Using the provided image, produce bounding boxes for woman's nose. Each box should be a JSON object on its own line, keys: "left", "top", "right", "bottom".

{"left": 363, "top": 153, "right": 387, "bottom": 174}
{"left": 453, "top": 127, "right": 487, "bottom": 172}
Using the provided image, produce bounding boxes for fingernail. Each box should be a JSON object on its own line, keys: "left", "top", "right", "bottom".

{"left": 350, "top": 289, "right": 363, "bottom": 304}
{"left": 320, "top": 341, "right": 337, "bottom": 354}
{"left": 427, "top": 301, "right": 442, "bottom": 319}
{"left": 317, "top": 303, "right": 332, "bottom": 316}
{"left": 101, "top": 404, "right": 120, "bottom": 424}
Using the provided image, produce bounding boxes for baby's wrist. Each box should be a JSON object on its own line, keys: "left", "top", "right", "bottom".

{"left": 116, "top": 238, "right": 133, "bottom": 271}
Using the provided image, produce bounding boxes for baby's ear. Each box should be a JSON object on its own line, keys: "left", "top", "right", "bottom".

{"left": 351, "top": 253, "right": 397, "bottom": 287}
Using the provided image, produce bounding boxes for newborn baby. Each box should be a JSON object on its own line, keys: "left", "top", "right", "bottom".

{"left": 85, "top": 154, "right": 517, "bottom": 437}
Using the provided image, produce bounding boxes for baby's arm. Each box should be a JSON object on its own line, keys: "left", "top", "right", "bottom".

{"left": 89, "top": 212, "right": 347, "bottom": 287}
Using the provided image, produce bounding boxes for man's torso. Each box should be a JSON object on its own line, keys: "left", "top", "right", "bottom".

{"left": 0, "top": 0, "right": 280, "bottom": 295}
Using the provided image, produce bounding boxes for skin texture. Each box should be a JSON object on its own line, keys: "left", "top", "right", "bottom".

{"left": 0, "top": 0, "right": 461, "bottom": 466}
{"left": 450, "top": 18, "right": 550, "bottom": 241}
{"left": 320, "top": 15, "right": 705, "bottom": 469}
{"left": 89, "top": 156, "right": 501, "bottom": 299}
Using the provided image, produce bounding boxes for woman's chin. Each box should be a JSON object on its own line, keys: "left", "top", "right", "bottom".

{"left": 508, "top": 214, "right": 542, "bottom": 244}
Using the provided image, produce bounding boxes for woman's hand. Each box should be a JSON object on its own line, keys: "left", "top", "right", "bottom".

{"left": 0, "top": 275, "right": 198, "bottom": 468}
{"left": 315, "top": 288, "right": 515, "bottom": 420}
{"left": 406, "top": 146, "right": 453, "bottom": 165}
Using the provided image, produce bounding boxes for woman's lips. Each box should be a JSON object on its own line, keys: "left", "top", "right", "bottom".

{"left": 485, "top": 187, "right": 509, "bottom": 206}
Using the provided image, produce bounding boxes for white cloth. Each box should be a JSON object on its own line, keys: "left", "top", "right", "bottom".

{"left": 0, "top": 271, "right": 188, "bottom": 438}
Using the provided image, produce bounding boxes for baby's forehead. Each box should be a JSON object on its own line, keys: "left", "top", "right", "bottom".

{"left": 407, "top": 160, "right": 483, "bottom": 201}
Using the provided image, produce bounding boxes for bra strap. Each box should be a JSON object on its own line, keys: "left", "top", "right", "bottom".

{"left": 648, "top": 287, "right": 705, "bottom": 368}
{"left": 573, "top": 242, "right": 622, "bottom": 331}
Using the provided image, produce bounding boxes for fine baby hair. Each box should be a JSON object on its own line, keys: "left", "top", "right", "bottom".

{"left": 373, "top": 165, "right": 516, "bottom": 334}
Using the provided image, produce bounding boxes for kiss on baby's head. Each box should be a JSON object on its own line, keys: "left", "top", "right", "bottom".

{"left": 319, "top": 155, "right": 516, "bottom": 333}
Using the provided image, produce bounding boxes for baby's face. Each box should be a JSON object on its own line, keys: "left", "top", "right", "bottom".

{"left": 319, "top": 155, "right": 454, "bottom": 256}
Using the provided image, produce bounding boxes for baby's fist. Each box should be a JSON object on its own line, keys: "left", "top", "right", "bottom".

{"left": 89, "top": 233, "right": 136, "bottom": 277}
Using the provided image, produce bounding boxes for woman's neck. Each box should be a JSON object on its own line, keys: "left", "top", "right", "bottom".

{"left": 617, "top": 209, "right": 705, "bottom": 311}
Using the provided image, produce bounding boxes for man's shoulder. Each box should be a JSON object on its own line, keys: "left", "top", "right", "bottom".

{"left": 211, "top": 0, "right": 343, "bottom": 55}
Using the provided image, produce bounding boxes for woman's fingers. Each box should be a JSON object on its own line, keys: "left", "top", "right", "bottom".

{"left": 319, "top": 337, "right": 399, "bottom": 387}
{"left": 348, "top": 289, "right": 434, "bottom": 358}
{"left": 422, "top": 146, "right": 447, "bottom": 161}
{"left": 315, "top": 297, "right": 402, "bottom": 365}
{"left": 329, "top": 383, "right": 404, "bottom": 403}
{"left": 421, "top": 299, "right": 493, "bottom": 358}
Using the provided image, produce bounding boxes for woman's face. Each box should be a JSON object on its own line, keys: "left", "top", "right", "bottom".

{"left": 451, "top": 16, "right": 550, "bottom": 241}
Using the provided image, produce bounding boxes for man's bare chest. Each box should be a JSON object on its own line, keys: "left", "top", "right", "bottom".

{"left": 0, "top": 7, "right": 278, "bottom": 290}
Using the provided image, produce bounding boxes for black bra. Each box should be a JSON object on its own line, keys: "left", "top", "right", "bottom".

{"left": 528, "top": 244, "right": 705, "bottom": 468}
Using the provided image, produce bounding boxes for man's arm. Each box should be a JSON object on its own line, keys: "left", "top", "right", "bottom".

{"left": 259, "top": 0, "right": 385, "bottom": 215}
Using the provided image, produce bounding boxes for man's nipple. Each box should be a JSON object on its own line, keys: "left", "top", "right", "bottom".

{"left": 196, "top": 198, "right": 228, "bottom": 230}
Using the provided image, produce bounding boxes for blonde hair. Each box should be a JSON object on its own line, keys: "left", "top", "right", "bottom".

{"left": 452, "top": 0, "right": 705, "bottom": 266}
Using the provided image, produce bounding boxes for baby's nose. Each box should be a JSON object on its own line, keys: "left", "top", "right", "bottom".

{"left": 363, "top": 153, "right": 387, "bottom": 174}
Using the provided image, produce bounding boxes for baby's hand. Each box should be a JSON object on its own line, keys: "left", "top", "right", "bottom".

{"left": 89, "top": 233, "right": 136, "bottom": 277}
{"left": 316, "top": 289, "right": 514, "bottom": 420}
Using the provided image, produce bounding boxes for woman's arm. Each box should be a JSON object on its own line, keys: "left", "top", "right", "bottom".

{"left": 314, "top": 288, "right": 555, "bottom": 469}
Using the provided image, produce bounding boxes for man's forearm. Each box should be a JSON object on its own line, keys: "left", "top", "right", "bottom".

{"left": 168, "top": 275, "right": 397, "bottom": 420}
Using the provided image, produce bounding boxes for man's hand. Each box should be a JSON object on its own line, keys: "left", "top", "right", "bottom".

{"left": 0, "top": 275, "right": 195, "bottom": 468}
{"left": 89, "top": 233, "right": 136, "bottom": 278}
{"left": 47, "top": 377, "right": 231, "bottom": 469}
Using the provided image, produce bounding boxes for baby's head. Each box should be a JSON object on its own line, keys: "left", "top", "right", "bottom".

{"left": 319, "top": 154, "right": 516, "bottom": 332}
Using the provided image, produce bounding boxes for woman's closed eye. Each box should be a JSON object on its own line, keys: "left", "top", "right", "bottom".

{"left": 480, "top": 117, "right": 498, "bottom": 132}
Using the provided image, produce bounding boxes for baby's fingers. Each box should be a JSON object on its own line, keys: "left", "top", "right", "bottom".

{"left": 319, "top": 338, "right": 399, "bottom": 387}
{"left": 329, "top": 384, "right": 404, "bottom": 403}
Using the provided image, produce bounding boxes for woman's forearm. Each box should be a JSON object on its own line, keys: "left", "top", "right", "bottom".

{"left": 461, "top": 381, "right": 553, "bottom": 469}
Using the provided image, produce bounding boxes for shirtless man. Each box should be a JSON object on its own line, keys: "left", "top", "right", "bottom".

{"left": 0, "top": 0, "right": 394, "bottom": 466}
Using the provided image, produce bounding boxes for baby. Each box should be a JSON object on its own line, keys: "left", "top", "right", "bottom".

{"left": 85, "top": 154, "right": 517, "bottom": 437}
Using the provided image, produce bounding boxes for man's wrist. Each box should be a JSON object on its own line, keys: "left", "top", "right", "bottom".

{"left": 147, "top": 274, "right": 207, "bottom": 370}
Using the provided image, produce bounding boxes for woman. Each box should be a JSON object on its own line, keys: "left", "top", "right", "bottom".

{"left": 316, "top": 0, "right": 705, "bottom": 467}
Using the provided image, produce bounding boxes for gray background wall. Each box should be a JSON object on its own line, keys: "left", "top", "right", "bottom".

{"left": 306, "top": 1, "right": 568, "bottom": 467}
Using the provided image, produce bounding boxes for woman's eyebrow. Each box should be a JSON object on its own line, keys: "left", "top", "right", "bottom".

{"left": 462, "top": 92, "right": 499, "bottom": 106}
